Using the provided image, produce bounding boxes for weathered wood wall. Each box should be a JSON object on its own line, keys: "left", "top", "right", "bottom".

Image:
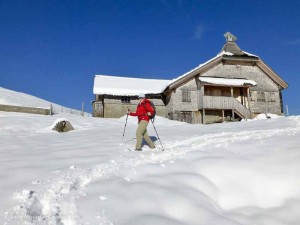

{"left": 165, "top": 62, "right": 283, "bottom": 123}
{"left": 202, "top": 64, "right": 283, "bottom": 114}
{"left": 165, "top": 78, "right": 201, "bottom": 123}
{"left": 93, "top": 96, "right": 166, "bottom": 118}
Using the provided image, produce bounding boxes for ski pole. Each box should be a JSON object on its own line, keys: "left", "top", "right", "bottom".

{"left": 150, "top": 119, "right": 164, "bottom": 151}
{"left": 122, "top": 113, "right": 129, "bottom": 143}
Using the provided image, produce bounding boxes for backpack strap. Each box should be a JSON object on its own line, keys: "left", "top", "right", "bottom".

{"left": 142, "top": 99, "right": 150, "bottom": 111}
{"left": 141, "top": 100, "right": 151, "bottom": 113}
{"left": 142, "top": 100, "right": 155, "bottom": 121}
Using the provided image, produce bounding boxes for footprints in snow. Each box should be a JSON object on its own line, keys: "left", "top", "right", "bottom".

{"left": 6, "top": 125, "right": 300, "bottom": 224}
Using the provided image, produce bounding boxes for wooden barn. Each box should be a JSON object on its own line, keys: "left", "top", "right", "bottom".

{"left": 92, "top": 32, "right": 288, "bottom": 124}
{"left": 92, "top": 75, "right": 170, "bottom": 118}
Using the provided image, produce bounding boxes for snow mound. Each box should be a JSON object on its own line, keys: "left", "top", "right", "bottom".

{"left": 255, "top": 113, "right": 282, "bottom": 119}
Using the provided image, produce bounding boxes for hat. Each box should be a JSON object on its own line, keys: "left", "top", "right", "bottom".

{"left": 138, "top": 93, "right": 145, "bottom": 98}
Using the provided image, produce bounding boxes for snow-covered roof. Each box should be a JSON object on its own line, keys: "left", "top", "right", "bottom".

{"left": 199, "top": 77, "right": 257, "bottom": 87}
{"left": 168, "top": 51, "right": 235, "bottom": 87}
{"left": 93, "top": 51, "right": 259, "bottom": 96}
{"left": 93, "top": 75, "right": 171, "bottom": 96}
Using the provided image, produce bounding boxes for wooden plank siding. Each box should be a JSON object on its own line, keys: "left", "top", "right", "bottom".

{"left": 199, "top": 96, "right": 251, "bottom": 119}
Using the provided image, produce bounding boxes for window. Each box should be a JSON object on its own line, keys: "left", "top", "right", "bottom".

{"left": 180, "top": 111, "right": 192, "bottom": 123}
{"left": 268, "top": 92, "right": 276, "bottom": 102}
{"left": 182, "top": 89, "right": 191, "bottom": 102}
{"left": 250, "top": 91, "right": 256, "bottom": 101}
{"left": 257, "top": 92, "right": 265, "bottom": 102}
{"left": 221, "top": 89, "right": 231, "bottom": 97}
{"left": 204, "top": 88, "right": 213, "bottom": 96}
{"left": 121, "top": 96, "right": 131, "bottom": 103}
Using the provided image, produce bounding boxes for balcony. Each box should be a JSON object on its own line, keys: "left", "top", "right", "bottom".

{"left": 199, "top": 96, "right": 251, "bottom": 119}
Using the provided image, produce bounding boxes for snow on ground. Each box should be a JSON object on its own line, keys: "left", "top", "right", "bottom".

{"left": 0, "top": 87, "right": 89, "bottom": 116}
{"left": 0, "top": 87, "right": 51, "bottom": 108}
{"left": 1, "top": 111, "right": 300, "bottom": 225}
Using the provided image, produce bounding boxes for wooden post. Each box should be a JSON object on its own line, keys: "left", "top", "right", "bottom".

{"left": 50, "top": 104, "right": 53, "bottom": 115}
{"left": 231, "top": 87, "right": 234, "bottom": 122}
{"left": 81, "top": 102, "right": 84, "bottom": 117}
{"left": 222, "top": 110, "right": 225, "bottom": 122}
{"left": 247, "top": 88, "right": 250, "bottom": 109}
{"left": 201, "top": 84, "right": 205, "bottom": 124}
{"left": 199, "top": 84, "right": 204, "bottom": 109}
{"left": 247, "top": 88, "right": 251, "bottom": 119}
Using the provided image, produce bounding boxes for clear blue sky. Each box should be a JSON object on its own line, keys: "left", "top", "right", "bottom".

{"left": 1, "top": 0, "right": 299, "bottom": 114}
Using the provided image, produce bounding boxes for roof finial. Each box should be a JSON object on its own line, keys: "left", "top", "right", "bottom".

{"left": 224, "top": 32, "right": 237, "bottom": 42}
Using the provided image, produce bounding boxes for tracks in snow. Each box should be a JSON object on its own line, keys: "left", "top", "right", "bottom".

{"left": 4, "top": 119, "right": 300, "bottom": 225}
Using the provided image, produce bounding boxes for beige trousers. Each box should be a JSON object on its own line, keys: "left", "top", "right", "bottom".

{"left": 136, "top": 120, "right": 155, "bottom": 149}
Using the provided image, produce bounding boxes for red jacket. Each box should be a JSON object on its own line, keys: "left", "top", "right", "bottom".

{"left": 130, "top": 99, "right": 154, "bottom": 122}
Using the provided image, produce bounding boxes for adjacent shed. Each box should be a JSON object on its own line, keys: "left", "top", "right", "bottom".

{"left": 92, "top": 75, "right": 170, "bottom": 118}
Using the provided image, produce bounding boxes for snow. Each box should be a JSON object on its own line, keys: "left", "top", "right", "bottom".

{"left": 242, "top": 51, "right": 259, "bottom": 58}
{"left": 199, "top": 77, "right": 257, "bottom": 86}
{"left": 168, "top": 51, "right": 235, "bottom": 86}
{"left": 0, "top": 87, "right": 89, "bottom": 116}
{"left": 254, "top": 113, "right": 282, "bottom": 120}
{"left": 51, "top": 118, "right": 70, "bottom": 128}
{"left": 0, "top": 87, "right": 52, "bottom": 108}
{"left": 93, "top": 75, "right": 171, "bottom": 96}
{"left": 1, "top": 109, "right": 300, "bottom": 225}
{"left": 1, "top": 87, "right": 299, "bottom": 225}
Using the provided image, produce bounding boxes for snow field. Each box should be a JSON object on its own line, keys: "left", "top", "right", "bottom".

{"left": 1, "top": 112, "right": 300, "bottom": 225}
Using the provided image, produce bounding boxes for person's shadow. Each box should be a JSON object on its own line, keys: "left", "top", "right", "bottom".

{"left": 142, "top": 136, "right": 158, "bottom": 146}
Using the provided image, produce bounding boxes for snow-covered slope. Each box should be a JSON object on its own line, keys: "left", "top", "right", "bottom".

{"left": 1, "top": 111, "right": 300, "bottom": 225}
{"left": 0, "top": 87, "right": 52, "bottom": 108}
{"left": 0, "top": 87, "right": 89, "bottom": 116}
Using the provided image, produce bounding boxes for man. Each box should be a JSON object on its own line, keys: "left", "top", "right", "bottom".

{"left": 128, "top": 93, "right": 155, "bottom": 151}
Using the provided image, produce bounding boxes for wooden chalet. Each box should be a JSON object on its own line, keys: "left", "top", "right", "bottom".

{"left": 93, "top": 32, "right": 288, "bottom": 124}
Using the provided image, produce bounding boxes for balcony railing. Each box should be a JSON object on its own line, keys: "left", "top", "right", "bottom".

{"left": 199, "top": 96, "right": 251, "bottom": 119}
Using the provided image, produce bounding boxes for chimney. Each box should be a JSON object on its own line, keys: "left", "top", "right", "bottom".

{"left": 224, "top": 32, "right": 237, "bottom": 42}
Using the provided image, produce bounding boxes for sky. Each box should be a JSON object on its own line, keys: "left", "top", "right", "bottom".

{"left": 1, "top": 0, "right": 300, "bottom": 114}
